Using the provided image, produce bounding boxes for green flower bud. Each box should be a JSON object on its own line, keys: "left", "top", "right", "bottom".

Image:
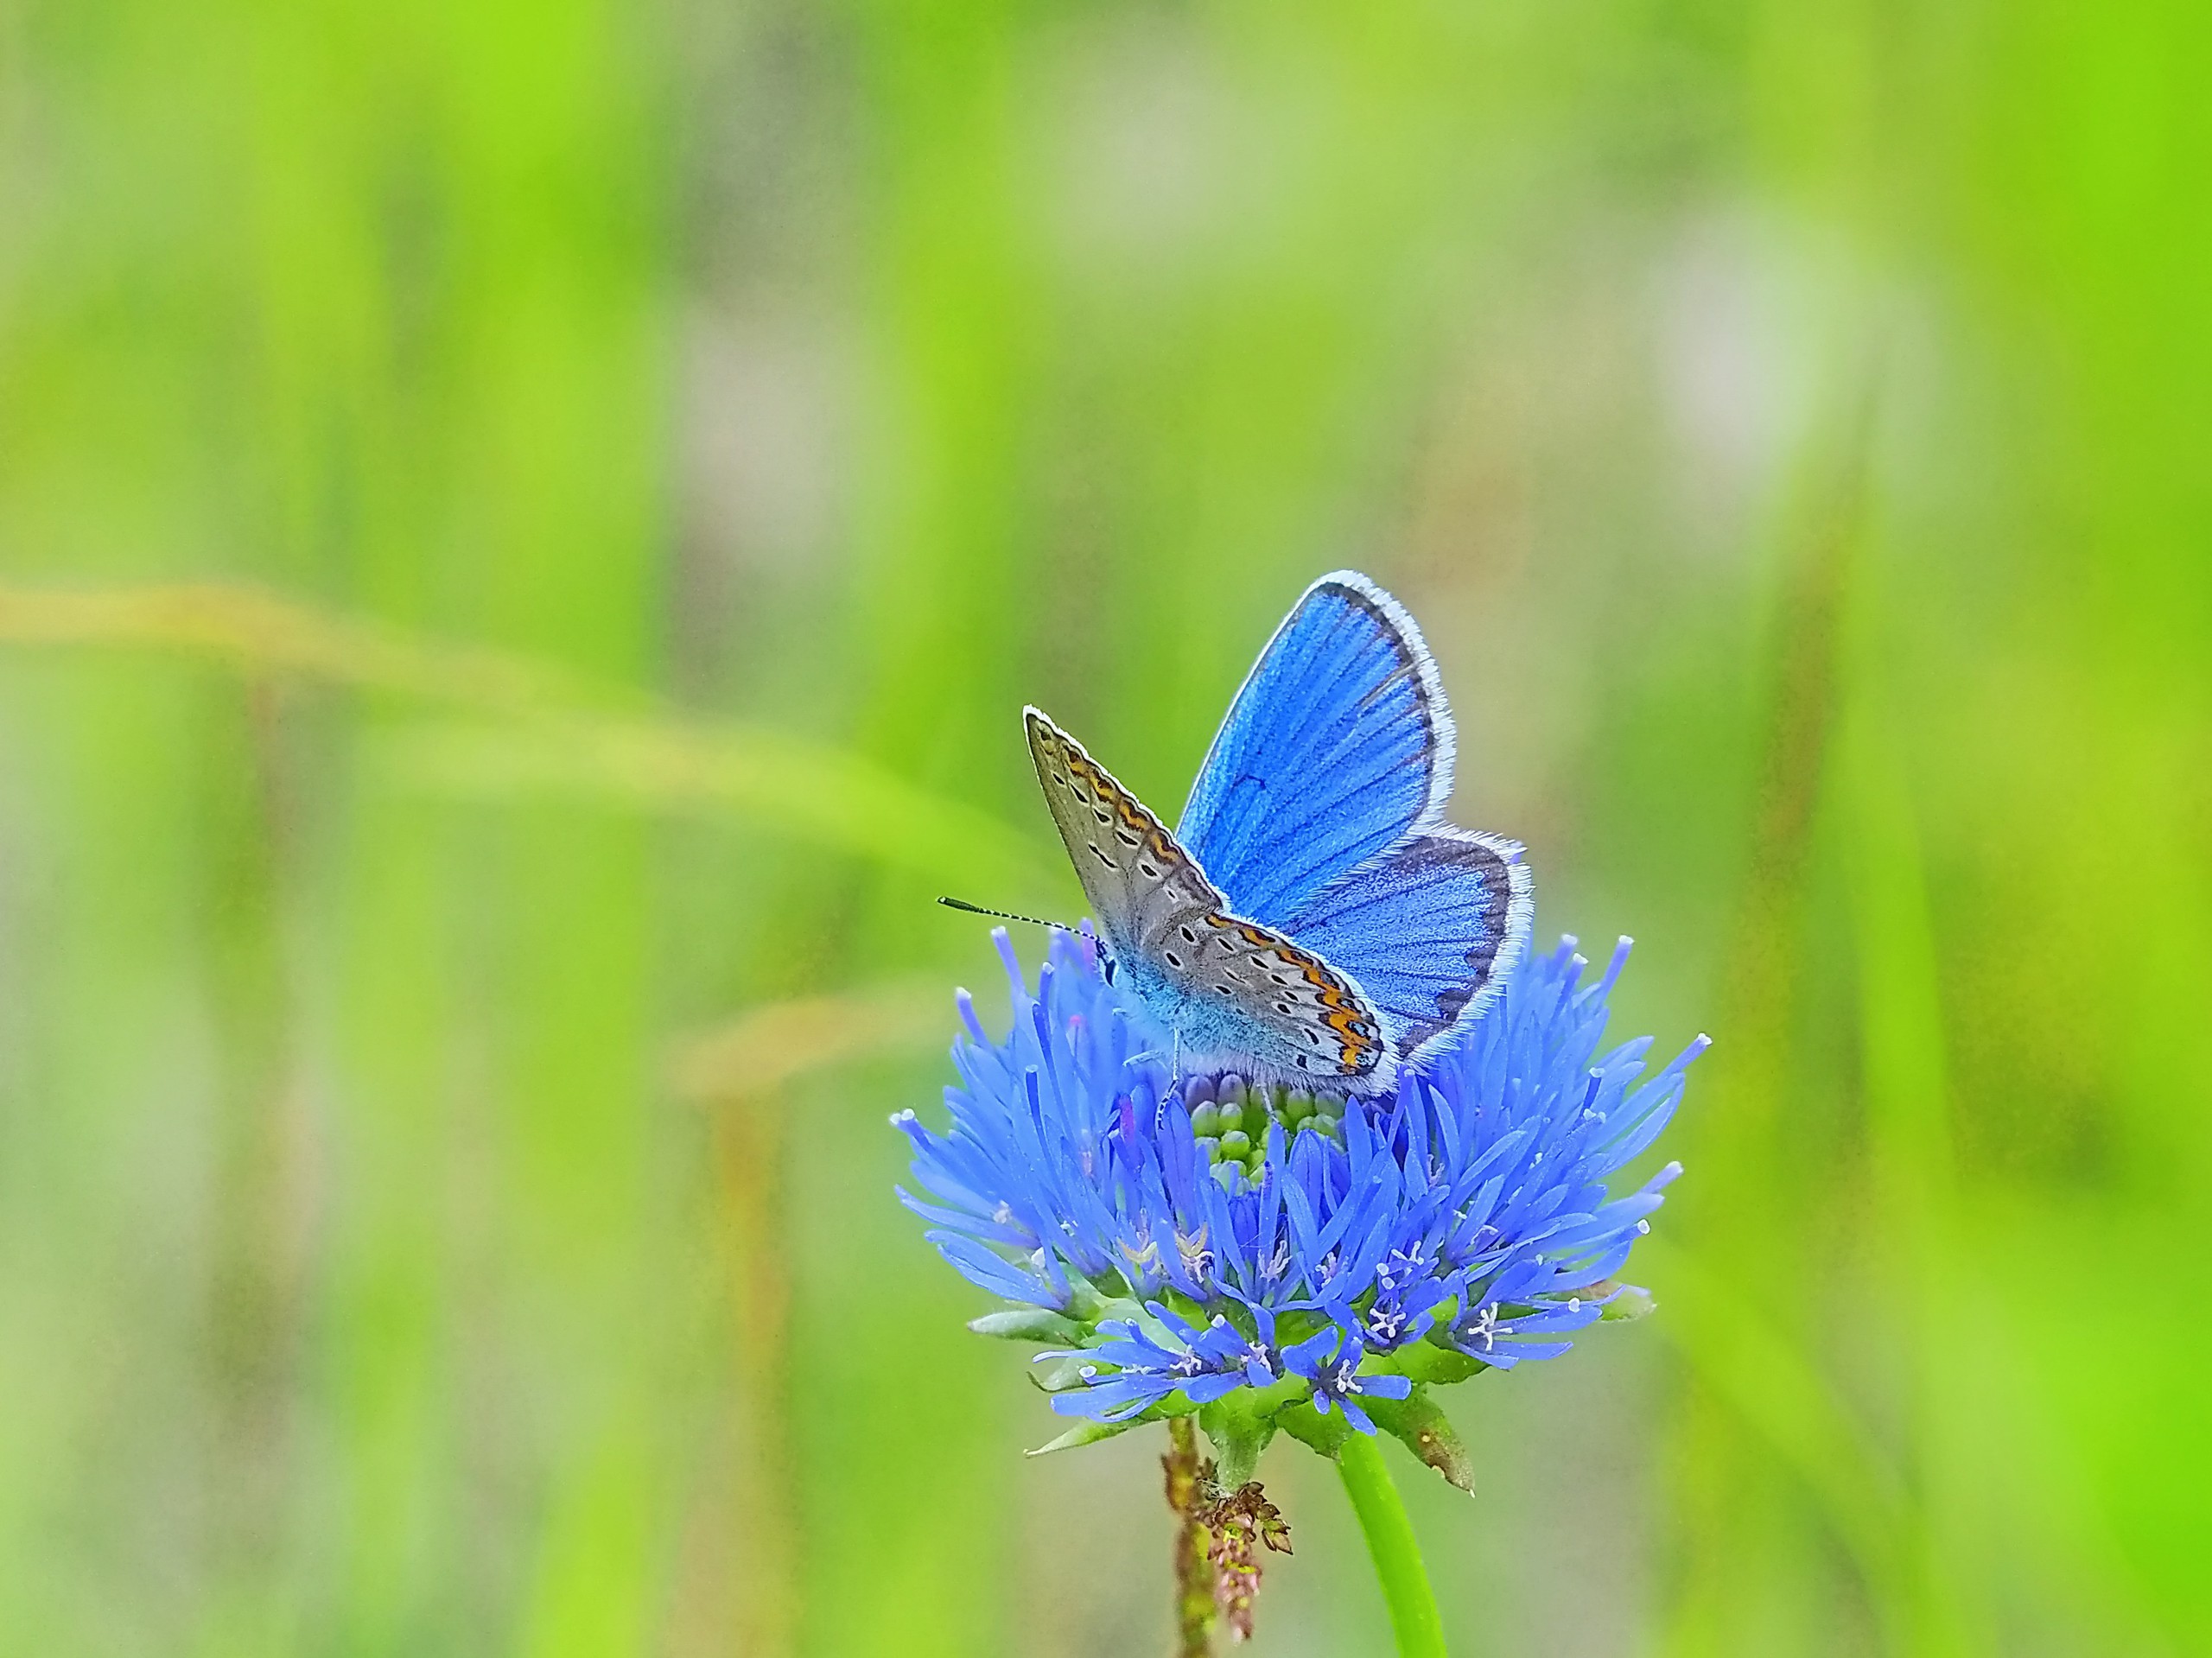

{"left": 1598, "top": 1283, "right": 1656, "bottom": 1321}
{"left": 968, "top": 1308, "right": 1083, "bottom": 1343}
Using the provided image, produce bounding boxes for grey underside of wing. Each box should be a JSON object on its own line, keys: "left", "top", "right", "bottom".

{"left": 1025, "top": 713, "right": 1221, "bottom": 956}
{"left": 1158, "top": 929, "right": 1378, "bottom": 1077}
{"left": 1025, "top": 712, "right": 1382, "bottom": 1078}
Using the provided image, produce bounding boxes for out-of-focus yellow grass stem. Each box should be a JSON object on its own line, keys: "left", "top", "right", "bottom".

{"left": 667, "top": 984, "right": 947, "bottom": 1658}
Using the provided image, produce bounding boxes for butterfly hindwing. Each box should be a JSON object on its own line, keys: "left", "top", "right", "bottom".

{"left": 1024, "top": 708, "right": 1389, "bottom": 1086}
{"left": 1178, "top": 571, "right": 1455, "bottom": 926}
{"left": 1164, "top": 912, "right": 1393, "bottom": 1085}
{"left": 1276, "top": 830, "right": 1534, "bottom": 1064}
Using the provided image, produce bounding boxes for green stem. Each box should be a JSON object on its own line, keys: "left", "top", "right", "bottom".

{"left": 1337, "top": 1432, "right": 1450, "bottom": 1658}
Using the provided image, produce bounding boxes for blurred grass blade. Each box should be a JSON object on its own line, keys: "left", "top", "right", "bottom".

{"left": 1834, "top": 532, "right": 1983, "bottom": 1656}
{"left": 1636, "top": 1234, "right": 1921, "bottom": 1644}
{"left": 0, "top": 582, "right": 588, "bottom": 709}
{"left": 0, "top": 582, "right": 1043, "bottom": 885}
{"left": 371, "top": 716, "right": 1037, "bottom": 887}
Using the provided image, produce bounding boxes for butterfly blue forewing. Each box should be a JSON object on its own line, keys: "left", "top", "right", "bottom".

{"left": 1178, "top": 572, "right": 1453, "bottom": 925}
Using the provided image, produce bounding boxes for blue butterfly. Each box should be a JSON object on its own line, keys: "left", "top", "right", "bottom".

{"left": 1024, "top": 570, "right": 1533, "bottom": 1096}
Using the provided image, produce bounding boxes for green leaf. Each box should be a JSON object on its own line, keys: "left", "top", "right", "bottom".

{"left": 1065, "top": 1279, "right": 1147, "bottom": 1326}
{"left": 1378, "top": 1340, "right": 1487, "bottom": 1385}
{"left": 1027, "top": 1354, "right": 1093, "bottom": 1393}
{"left": 1364, "top": 1387, "right": 1476, "bottom": 1492}
{"left": 1026, "top": 1417, "right": 1139, "bottom": 1457}
{"left": 1275, "top": 1397, "right": 1351, "bottom": 1459}
{"left": 967, "top": 1307, "right": 1083, "bottom": 1343}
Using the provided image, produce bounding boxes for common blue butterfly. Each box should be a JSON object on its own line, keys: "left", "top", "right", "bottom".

{"left": 1024, "top": 570, "right": 1533, "bottom": 1096}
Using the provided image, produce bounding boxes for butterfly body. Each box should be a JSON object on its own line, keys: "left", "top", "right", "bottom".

{"left": 1024, "top": 571, "right": 1532, "bottom": 1096}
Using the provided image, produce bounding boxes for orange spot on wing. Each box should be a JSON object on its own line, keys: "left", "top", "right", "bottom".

{"left": 1256, "top": 935, "right": 1379, "bottom": 1074}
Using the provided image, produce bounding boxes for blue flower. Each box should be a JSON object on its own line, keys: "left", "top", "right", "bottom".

{"left": 1282, "top": 1325, "right": 1413, "bottom": 1435}
{"left": 1038, "top": 1301, "right": 1282, "bottom": 1422}
{"left": 894, "top": 925, "right": 1702, "bottom": 1436}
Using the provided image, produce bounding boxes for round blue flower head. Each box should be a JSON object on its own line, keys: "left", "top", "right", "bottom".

{"left": 894, "top": 924, "right": 1702, "bottom": 1483}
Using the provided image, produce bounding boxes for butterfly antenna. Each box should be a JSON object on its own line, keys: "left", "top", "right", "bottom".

{"left": 938, "top": 896, "right": 1068, "bottom": 931}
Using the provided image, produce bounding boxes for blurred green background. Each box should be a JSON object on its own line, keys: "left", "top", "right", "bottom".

{"left": 2, "top": 0, "right": 2206, "bottom": 1653}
